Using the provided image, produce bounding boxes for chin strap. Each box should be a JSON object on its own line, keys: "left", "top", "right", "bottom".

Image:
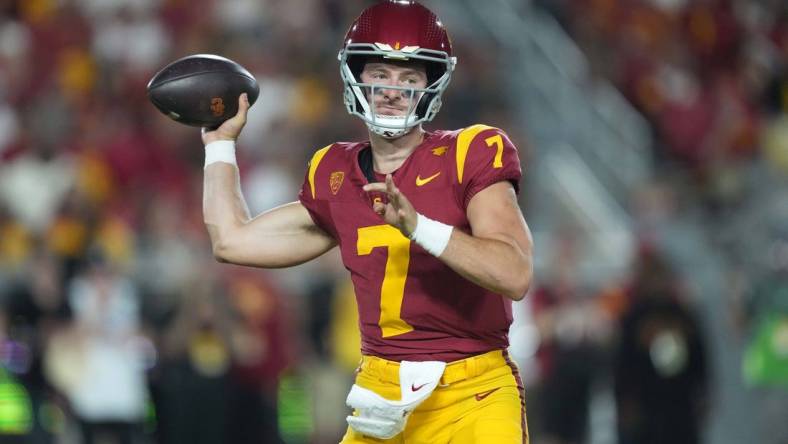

{"left": 366, "top": 120, "right": 410, "bottom": 139}
{"left": 364, "top": 109, "right": 419, "bottom": 139}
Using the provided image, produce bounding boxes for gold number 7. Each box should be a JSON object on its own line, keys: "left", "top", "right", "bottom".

{"left": 357, "top": 225, "right": 414, "bottom": 338}
{"left": 485, "top": 134, "right": 504, "bottom": 169}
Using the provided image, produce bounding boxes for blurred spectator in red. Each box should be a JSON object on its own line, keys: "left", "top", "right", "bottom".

{"left": 225, "top": 269, "right": 292, "bottom": 444}
{"left": 613, "top": 245, "right": 709, "bottom": 444}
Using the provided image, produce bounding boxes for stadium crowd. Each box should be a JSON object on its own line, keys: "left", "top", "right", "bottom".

{"left": 0, "top": 0, "right": 785, "bottom": 443}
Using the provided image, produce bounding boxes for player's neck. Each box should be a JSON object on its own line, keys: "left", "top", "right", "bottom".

{"left": 369, "top": 126, "right": 425, "bottom": 175}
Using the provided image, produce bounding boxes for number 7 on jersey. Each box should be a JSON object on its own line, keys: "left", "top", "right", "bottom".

{"left": 357, "top": 225, "right": 415, "bottom": 337}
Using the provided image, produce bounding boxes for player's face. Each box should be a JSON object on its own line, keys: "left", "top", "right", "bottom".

{"left": 359, "top": 60, "right": 428, "bottom": 116}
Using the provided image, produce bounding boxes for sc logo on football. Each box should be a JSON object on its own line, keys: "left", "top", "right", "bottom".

{"left": 210, "top": 98, "right": 225, "bottom": 117}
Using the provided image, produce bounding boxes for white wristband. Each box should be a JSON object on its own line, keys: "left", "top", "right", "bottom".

{"left": 204, "top": 140, "right": 237, "bottom": 168}
{"left": 409, "top": 213, "right": 453, "bottom": 257}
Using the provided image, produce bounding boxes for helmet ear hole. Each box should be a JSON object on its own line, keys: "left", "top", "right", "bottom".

{"left": 425, "top": 61, "right": 445, "bottom": 86}
{"left": 348, "top": 55, "right": 367, "bottom": 81}
{"left": 347, "top": 55, "right": 369, "bottom": 112}
{"left": 417, "top": 61, "right": 446, "bottom": 119}
{"left": 415, "top": 92, "right": 435, "bottom": 119}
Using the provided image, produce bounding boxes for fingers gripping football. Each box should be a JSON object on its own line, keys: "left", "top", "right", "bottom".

{"left": 202, "top": 94, "right": 250, "bottom": 145}
{"left": 363, "top": 174, "right": 418, "bottom": 237}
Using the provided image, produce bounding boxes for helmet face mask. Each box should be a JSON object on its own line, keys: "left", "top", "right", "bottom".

{"left": 338, "top": 1, "right": 457, "bottom": 139}
{"left": 339, "top": 45, "right": 454, "bottom": 138}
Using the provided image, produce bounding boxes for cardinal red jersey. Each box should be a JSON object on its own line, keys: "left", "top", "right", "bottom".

{"left": 298, "top": 124, "right": 522, "bottom": 362}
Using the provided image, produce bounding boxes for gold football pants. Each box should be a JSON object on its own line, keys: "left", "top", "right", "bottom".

{"left": 340, "top": 349, "right": 529, "bottom": 444}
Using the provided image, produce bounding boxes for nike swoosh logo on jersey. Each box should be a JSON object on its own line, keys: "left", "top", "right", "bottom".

{"left": 474, "top": 388, "right": 500, "bottom": 401}
{"left": 411, "top": 382, "right": 428, "bottom": 392}
{"left": 415, "top": 172, "right": 441, "bottom": 186}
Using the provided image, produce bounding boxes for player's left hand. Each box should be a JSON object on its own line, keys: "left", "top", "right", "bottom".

{"left": 363, "top": 174, "right": 418, "bottom": 237}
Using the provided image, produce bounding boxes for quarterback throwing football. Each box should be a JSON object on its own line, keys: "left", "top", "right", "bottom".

{"left": 201, "top": 1, "right": 533, "bottom": 442}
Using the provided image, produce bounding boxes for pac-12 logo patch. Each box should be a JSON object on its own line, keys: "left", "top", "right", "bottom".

{"left": 330, "top": 171, "right": 345, "bottom": 195}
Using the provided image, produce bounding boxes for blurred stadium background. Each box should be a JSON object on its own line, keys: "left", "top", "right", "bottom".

{"left": 0, "top": 0, "right": 787, "bottom": 443}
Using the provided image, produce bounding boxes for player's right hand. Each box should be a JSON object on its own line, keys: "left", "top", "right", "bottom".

{"left": 202, "top": 93, "right": 250, "bottom": 145}
{"left": 363, "top": 174, "right": 418, "bottom": 237}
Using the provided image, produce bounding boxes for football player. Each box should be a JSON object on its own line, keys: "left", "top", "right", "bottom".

{"left": 201, "top": 1, "right": 533, "bottom": 443}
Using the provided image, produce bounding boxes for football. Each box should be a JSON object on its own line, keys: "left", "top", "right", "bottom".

{"left": 147, "top": 54, "right": 259, "bottom": 128}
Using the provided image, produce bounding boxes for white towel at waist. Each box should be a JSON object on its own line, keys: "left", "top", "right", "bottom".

{"left": 346, "top": 360, "right": 446, "bottom": 439}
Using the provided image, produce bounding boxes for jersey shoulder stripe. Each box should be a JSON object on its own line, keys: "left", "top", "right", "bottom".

{"left": 307, "top": 143, "right": 334, "bottom": 199}
{"left": 455, "top": 124, "right": 499, "bottom": 184}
